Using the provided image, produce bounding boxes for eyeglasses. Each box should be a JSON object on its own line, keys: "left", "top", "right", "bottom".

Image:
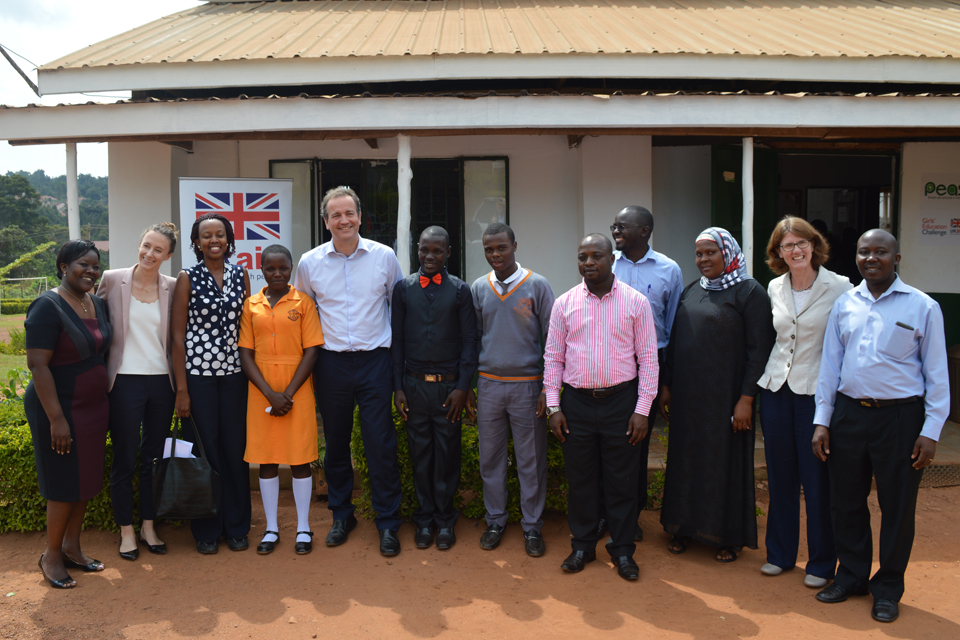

{"left": 610, "top": 224, "right": 642, "bottom": 233}
{"left": 779, "top": 239, "right": 811, "bottom": 252}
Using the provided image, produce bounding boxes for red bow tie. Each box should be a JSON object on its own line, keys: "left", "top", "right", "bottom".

{"left": 420, "top": 273, "right": 442, "bottom": 288}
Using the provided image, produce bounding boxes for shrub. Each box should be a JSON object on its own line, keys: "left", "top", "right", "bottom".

{"left": 0, "top": 328, "right": 26, "bottom": 356}
{"left": 350, "top": 400, "right": 570, "bottom": 522}
{"left": 0, "top": 299, "right": 32, "bottom": 315}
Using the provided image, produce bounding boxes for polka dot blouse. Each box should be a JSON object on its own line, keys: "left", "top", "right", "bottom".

{"left": 184, "top": 261, "right": 245, "bottom": 376}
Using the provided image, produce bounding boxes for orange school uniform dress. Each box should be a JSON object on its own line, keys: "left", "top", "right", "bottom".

{"left": 239, "top": 287, "right": 324, "bottom": 465}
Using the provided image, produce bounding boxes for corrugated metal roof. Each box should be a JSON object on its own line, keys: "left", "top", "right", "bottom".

{"left": 41, "top": 0, "right": 960, "bottom": 71}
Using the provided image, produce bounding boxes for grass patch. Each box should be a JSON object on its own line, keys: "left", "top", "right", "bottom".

{"left": 0, "top": 354, "right": 27, "bottom": 372}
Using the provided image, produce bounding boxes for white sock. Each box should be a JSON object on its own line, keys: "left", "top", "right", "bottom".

{"left": 292, "top": 476, "right": 313, "bottom": 543}
{"left": 259, "top": 476, "right": 280, "bottom": 542}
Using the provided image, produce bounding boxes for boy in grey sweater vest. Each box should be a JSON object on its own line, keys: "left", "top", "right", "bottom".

{"left": 467, "top": 223, "right": 555, "bottom": 557}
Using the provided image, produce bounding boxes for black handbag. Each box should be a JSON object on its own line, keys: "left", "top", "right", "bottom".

{"left": 152, "top": 416, "right": 221, "bottom": 520}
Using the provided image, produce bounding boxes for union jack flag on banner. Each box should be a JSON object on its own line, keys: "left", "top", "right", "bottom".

{"left": 194, "top": 191, "right": 281, "bottom": 241}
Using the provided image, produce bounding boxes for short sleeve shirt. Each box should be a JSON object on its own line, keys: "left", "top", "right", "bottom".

{"left": 185, "top": 262, "right": 245, "bottom": 376}
{"left": 238, "top": 286, "right": 325, "bottom": 356}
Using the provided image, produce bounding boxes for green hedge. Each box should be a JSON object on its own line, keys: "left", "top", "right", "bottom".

{"left": 0, "top": 299, "right": 32, "bottom": 315}
{"left": 350, "top": 402, "right": 569, "bottom": 522}
{"left": 0, "top": 398, "right": 134, "bottom": 533}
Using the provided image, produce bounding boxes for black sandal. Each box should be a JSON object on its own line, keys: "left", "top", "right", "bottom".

{"left": 295, "top": 531, "right": 314, "bottom": 555}
{"left": 39, "top": 554, "right": 76, "bottom": 589}
{"left": 716, "top": 546, "right": 741, "bottom": 563}
{"left": 667, "top": 535, "right": 689, "bottom": 555}
{"left": 256, "top": 531, "right": 279, "bottom": 555}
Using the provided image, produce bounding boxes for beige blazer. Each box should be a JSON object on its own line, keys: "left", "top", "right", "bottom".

{"left": 97, "top": 265, "right": 177, "bottom": 392}
{"left": 758, "top": 267, "right": 853, "bottom": 396}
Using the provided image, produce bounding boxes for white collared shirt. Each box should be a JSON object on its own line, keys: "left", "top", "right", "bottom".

{"left": 488, "top": 263, "right": 528, "bottom": 296}
{"left": 294, "top": 236, "right": 404, "bottom": 352}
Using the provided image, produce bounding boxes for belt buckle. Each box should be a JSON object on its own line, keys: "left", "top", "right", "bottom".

{"left": 592, "top": 388, "right": 605, "bottom": 398}
{"left": 860, "top": 399, "right": 875, "bottom": 408}
{"left": 424, "top": 374, "right": 437, "bottom": 383}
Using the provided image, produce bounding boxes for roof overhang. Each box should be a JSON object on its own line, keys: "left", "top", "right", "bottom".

{"left": 36, "top": 53, "right": 960, "bottom": 96}
{"left": 5, "top": 93, "right": 960, "bottom": 145}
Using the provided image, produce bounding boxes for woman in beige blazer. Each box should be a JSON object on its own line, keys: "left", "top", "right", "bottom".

{"left": 97, "top": 222, "right": 178, "bottom": 561}
{"left": 758, "top": 216, "right": 852, "bottom": 588}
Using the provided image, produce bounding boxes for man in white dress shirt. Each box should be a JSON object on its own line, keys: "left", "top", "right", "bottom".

{"left": 295, "top": 186, "right": 404, "bottom": 557}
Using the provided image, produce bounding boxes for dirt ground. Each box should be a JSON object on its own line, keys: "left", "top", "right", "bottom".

{"left": 1, "top": 485, "right": 958, "bottom": 640}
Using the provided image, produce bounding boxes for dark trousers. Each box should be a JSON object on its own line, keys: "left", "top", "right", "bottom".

{"left": 759, "top": 387, "right": 836, "bottom": 578}
{"left": 598, "top": 397, "right": 657, "bottom": 522}
{"left": 108, "top": 374, "right": 176, "bottom": 524}
{"left": 403, "top": 375, "right": 462, "bottom": 529}
{"left": 561, "top": 381, "right": 641, "bottom": 558}
{"left": 185, "top": 372, "right": 250, "bottom": 541}
{"left": 828, "top": 393, "right": 925, "bottom": 602}
{"left": 315, "top": 348, "right": 401, "bottom": 531}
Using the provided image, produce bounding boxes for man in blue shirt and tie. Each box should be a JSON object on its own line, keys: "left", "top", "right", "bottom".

{"left": 812, "top": 229, "right": 949, "bottom": 623}
{"left": 608, "top": 205, "right": 683, "bottom": 542}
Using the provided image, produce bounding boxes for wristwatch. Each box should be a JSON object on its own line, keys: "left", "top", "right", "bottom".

{"left": 546, "top": 406, "right": 562, "bottom": 417}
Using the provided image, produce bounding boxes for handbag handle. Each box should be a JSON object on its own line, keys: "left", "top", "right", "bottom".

{"left": 170, "top": 415, "right": 208, "bottom": 460}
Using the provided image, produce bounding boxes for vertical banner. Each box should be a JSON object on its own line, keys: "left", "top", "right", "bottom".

{"left": 179, "top": 177, "right": 294, "bottom": 285}
{"left": 919, "top": 174, "right": 960, "bottom": 246}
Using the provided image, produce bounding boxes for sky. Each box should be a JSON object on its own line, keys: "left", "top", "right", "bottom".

{"left": 0, "top": 0, "right": 204, "bottom": 177}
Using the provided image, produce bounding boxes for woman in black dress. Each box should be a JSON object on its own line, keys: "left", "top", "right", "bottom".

{"left": 26, "top": 240, "right": 112, "bottom": 588}
{"left": 659, "top": 227, "right": 774, "bottom": 563}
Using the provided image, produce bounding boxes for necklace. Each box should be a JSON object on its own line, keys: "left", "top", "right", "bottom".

{"left": 792, "top": 281, "right": 814, "bottom": 292}
{"left": 135, "top": 267, "right": 158, "bottom": 293}
{"left": 63, "top": 287, "right": 88, "bottom": 313}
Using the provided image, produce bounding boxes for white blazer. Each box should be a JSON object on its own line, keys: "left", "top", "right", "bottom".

{"left": 758, "top": 267, "right": 853, "bottom": 396}
{"left": 97, "top": 265, "right": 177, "bottom": 392}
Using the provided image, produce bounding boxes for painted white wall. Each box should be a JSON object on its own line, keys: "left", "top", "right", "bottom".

{"left": 578, "top": 134, "right": 653, "bottom": 249}
{"left": 107, "top": 142, "right": 186, "bottom": 275}
{"left": 652, "top": 146, "right": 713, "bottom": 285}
{"left": 900, "top": 142, "right": 960, "bottom": 294}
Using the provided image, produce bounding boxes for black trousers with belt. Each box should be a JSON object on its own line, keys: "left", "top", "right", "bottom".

{"left": 561, "top": 380, "right": 641, "bottom": 558}
{"left": 403, "top": 374, "right": 462, "bottom": 529}
{"left": 828, "top": 393, "right": 925, "bottom": 602}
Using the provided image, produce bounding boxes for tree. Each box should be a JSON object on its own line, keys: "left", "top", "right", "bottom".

{"left": 0, "top": 175, "right": 45, "bottom": 230}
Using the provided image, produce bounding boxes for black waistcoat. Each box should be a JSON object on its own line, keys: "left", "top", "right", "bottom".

{"left": 403, "top": 273, "right": 461, "bottom": 365}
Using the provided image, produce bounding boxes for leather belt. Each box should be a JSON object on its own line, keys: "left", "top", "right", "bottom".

{"left": 405, "top": 368, "right": 458, "bottom": 383}
{"left": 570, "top": 379, "right": 635, "bottom": 399}
{"left": 845, "top": 394, "right": 922, "bottom": 409}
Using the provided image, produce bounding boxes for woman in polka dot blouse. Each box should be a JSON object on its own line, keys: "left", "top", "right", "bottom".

{"left": 172, "top": 212, "right": 252, "bottom": 555}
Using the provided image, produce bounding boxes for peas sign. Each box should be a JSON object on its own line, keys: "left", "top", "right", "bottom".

{"left": 920, "top": 174, "right": 960, "bottom": 246}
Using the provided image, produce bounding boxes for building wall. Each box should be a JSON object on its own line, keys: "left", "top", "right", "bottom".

{"left": 652, "top": 146, "right": 713, "bottom": 285}
{"left": 900, "top": 142, "right": 960, "bottom": 346}
{"left": 110, "top": 135, "right": 657, "bottom": 294}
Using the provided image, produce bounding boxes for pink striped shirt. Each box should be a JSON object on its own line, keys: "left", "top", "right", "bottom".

{"left": 544, "top": 277, "right": 659, "bottom": 414}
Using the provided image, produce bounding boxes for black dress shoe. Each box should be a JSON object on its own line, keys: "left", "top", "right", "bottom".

{"left": 196, "top": 539, "right": 219, "bottom": 555}
{"left": 815, "top": 583, "right": 868, "bottom": 603}
{"left": 295, "top": 531, "right": 314, "bottom": 555}
{"left": 38, "top": 555, "right": 75, "bottom": 589}
{"left": 119, "top": 543, "right": 140, "bottom": 561}
{"left": 62, "top": 554, "right": 105, "bottom": 572}
{"left": 596, "top": 519, "right": 608, "bottom": 540}
{"left": 139, "top": 533, "right": 167, "bottom": 555}
{"left": 257, "top": 531, "right": 279, "bottom": 555}
{"left": 561, "top": 550, "right": 597, "bottom": 573}
{"left": 414, "top": 526, "right": 434, "bottom": 549}
{"left": 872, "top": 599, "right": 899, "bottom": 623}
{"left": 480, "top": 523, "right": 504, "bottom": 550}
{"left": 634, "top": 524, "right": 644, "bottom": 542}
{"left": 436, "top": 527, "right": 456, "bottom": 550}
{"left": 379, "top": 529, "right": 400, "bottom": 557}
{"left": 227, "top": 536, "right": 249, "bottom": 552}
{"left": 614, "top": 556, "right": 640, "bottom": 580}
{"left": 326, "top": 515, "right": 358, "bottom": 547}
{"left": 524, "top": 530, "right": 545, "bottom": 557}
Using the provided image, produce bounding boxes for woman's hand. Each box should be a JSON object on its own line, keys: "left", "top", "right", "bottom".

{"left": 50, "top": 417, "right": 72, "bottom": 455}
{"left": 175, "top": 389, "right": 191, "bottom": 418}
{"left": 267, "top": 390, "right": 293, "bottom": 417}
{"left": 658, "top": 386, "right": 672, "bottom": 423}
{"left": 732, "top": 395, "right": 754, "bottom": 432}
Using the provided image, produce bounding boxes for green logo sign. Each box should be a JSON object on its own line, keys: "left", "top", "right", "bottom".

{"left": 925, "top": 181, "right": 960, "bottom": 197}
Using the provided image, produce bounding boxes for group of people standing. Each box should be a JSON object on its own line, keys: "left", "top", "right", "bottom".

{"left": 24, "top": 187, "right": 949, "bottom": 626}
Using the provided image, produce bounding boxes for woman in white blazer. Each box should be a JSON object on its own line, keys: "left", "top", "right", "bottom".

{"left": 97, "top": 222, "right": 178, "bottom": 561}
{"left": 758, "top": 216, "right": 852, "bottom": 588}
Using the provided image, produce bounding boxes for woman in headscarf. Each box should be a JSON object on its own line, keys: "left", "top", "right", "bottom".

{"left": 659, "top": 227, "right": 774, "bottom": 562}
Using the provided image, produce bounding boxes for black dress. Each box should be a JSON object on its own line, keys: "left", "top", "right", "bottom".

{"left": 25, "top": 291, "right": 111, "bottom": 502}
{"left": 660, "top": 279, "right": 774, "bottom": 549}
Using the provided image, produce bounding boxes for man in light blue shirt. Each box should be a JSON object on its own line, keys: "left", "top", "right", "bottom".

{"left": 811, "top": 229, "right": 949, "bottom": 623}
{"left": 295, "top": 186, "right": 405, "bottom": 557}
{"left": 606, "top": 205, "right": 683, "bottom": 542}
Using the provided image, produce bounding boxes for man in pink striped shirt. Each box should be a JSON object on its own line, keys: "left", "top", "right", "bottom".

{"left": 544, "top": 234, "right": 659, "bottom": 581}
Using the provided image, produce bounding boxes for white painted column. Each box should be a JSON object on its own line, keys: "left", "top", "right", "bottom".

{"left": 66, "top": 142, "right": 81, "bottom": 240}
{"left": 396, "top": 135, "right": 412, "bottom": 276}
{"left": 741, "top": 137, "right": 755, "bottom": 275}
